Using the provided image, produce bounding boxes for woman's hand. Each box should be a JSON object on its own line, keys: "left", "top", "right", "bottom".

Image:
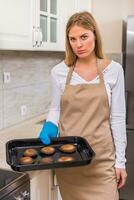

{"left": 115, "top": 168, "right": 127, "bottom": 189}
{"left": 39, "top": 121, "right": 58, "bottom": 144}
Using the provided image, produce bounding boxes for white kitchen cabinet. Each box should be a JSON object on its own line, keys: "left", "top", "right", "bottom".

{"left": 0, "top": 0, "right": 62, "bottom": 51}
{"left": 0, "top": 0, "right": 92, "bottom": 51}
{"left": 30, "top": 170, "right": 52, "bottom": 200}
{"left": 34, "top": 0, "right": 62, "bottom": 51}
{"left": 30, "top": 170, "right": 62, "bottom": 200}
{"left": 51, "top": 171, "right": 63, "bottom": 200}
{"left": 0, "top": 0, "right": 34, "bottom": 50}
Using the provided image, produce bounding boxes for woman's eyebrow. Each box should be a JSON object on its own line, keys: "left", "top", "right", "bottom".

{"left": 69, "top": 33, "right": 89, "bottom": 38}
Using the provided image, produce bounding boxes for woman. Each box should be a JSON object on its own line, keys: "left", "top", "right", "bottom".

{"left": 39, "top": 11, "right": 127, "bottom": 200}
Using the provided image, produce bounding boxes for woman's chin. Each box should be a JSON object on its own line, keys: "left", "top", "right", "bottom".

{"left": 77, "top": 53, "right": 87, "bottom": 58}
{"left": 77, "top": 54, "right": 90, "bottom": 59}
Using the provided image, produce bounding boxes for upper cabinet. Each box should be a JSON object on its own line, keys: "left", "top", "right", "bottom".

{"left": 0, "top": 0, "right": 92, "bottom": 51}
{"left": 0, "top": 0, "right": 34, "bottom": 50}
{"left": 34, "top": 0, "right": 61, "bottom": 51}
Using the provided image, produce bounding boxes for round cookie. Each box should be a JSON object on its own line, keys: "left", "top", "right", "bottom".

{"left": 23, "top": 148, "right": 37, "bottom": 157}
{"left": 59, "top": 144, "right": 76, "bottom": 153}
{"left": 19, "top": 156, "right": 33, "bottom": 165}
{"left": 58, "top": 156, "right": 74, "bottom": 162}
{"left": 40, "top": 146, "right": 55, "bottom": 155}
{"left": 39, "top": 157, "right": 53, "bottom": 164}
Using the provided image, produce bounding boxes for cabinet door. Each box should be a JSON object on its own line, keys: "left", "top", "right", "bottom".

{"left": 0, "top": 0, "right": 34, "bottom": 50}
{"left": 30, "top": 170, "right": 52, "bottom": 200}
{"left": 35, "top": 0, "right": 61, "bottom": 51}
{"left": 50, "top": 171, "right": 63, "bottom": 200}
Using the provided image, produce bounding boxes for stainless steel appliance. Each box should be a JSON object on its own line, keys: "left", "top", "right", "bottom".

{"left": 124, "top": 15, "right": 134, "bottom": 130}
{"left": 120, "top": 15, "right": 134, "bottom": 200}
{"left": 0, "top": 168, "right": 30, "bottom": 200}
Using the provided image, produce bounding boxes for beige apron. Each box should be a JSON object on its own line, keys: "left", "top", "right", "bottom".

{"left": 55, "top": 61, "right": 119, "bottom": 200}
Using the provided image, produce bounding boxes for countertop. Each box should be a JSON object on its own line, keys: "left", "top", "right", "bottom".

{"left": 0, "top": 114, "right": 47, "bottom": 179}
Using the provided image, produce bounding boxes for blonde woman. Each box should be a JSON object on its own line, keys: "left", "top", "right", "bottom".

{"left": 39, "top": 11, "right": 127, "bottom": 200}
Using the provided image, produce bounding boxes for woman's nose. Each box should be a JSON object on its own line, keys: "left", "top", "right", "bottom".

{"left": 76, "top": 39, "right": 82, "bottom": 47}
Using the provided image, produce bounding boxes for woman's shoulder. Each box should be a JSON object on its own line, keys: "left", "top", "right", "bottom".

{"left": 101, "top": 59, "right": 123, "bottom": 75}
{"left": 101, "top": 59, "right": 124, "bottom": 88}
{"left": 102, "top": 59, "right": 122, "bottom": 70}
{"left": 50, "top": 61, "right": 70, "bottom": 88}
{"left": 51, "top": 60, "right": 69, "bottom": 77}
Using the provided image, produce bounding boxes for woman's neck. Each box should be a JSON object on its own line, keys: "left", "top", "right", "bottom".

{"left": 76, "top": 54, "right": 97, "bottom": 69}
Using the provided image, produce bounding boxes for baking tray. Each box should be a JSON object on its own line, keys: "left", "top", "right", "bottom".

{"left": 6, "top": 136, "right": 95, "bottom": 172}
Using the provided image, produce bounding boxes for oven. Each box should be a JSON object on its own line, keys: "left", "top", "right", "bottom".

{"left": 0, "top": 168, "right": 30, "bottom": 200}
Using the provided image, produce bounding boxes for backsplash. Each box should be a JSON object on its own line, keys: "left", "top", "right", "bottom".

{"left": 0, "top": 51, "right": 64, "bottom": 129}
{"left": 106, "top": 53, "right": 122, "bottom": 64}
{"left": 0, "top": 51, "right": 122, "bottom": 130}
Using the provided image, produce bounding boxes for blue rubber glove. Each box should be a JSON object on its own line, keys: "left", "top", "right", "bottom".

{"left": 39, "top": 121, "right": 58, "bottom": 145}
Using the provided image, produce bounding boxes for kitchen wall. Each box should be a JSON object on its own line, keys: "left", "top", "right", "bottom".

{"left": 92, "top": 0, "right": 134, "bottom": 54}
{"left": 0, "top": 51, "right": 64, "bottom": 130}
{"left": 92, "top": 0, "right": 123, "bottom": 54}
{"left": 122, "top": 0, "right": 134, "bottom": 19}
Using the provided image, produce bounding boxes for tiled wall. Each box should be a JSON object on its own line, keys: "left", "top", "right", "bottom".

{"left": 0, "top": 90, "right": 3, "bottom": 129}
{"left": 0, "top": 51, "right": 122, "bottom": 130}
{"left": 0, "top": 51, "right": 64, "bottom": 129}
{"left": 106, "top": 53, "right": 122, "bottom": 64}
{"left": 0, "top": 62, "right": 3, "bottom": 129}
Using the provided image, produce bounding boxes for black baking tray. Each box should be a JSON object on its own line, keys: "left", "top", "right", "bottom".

{"left": 6, "top": 136, "right": 95, "bottom": 172}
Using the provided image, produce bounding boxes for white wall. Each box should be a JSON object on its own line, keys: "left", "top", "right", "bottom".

{"left": 122, "top": 0, "right": 134, "bottom": 19}
{"left": 92, "top": 0, "right": 134, "bottom": 53}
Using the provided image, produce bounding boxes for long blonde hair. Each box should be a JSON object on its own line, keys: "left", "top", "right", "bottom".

{"left": 64, "top": 11, "right": 104, "bottom": 66}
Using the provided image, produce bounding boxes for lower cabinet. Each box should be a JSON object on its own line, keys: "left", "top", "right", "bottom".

{"left": 30, "top": 170, "right": 52, "bottom": 200}
{"left": 30, "top": 170, "right": 62, "bottom": 200}
{"left": 51, "top": 171, "right": 62, "bottom": 200}
{"left": 57, "top": 187, "right": 62, "bottom": 200}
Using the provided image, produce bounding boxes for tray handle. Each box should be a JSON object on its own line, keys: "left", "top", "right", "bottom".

{"left": 6, "top": 142, "right": 12, "bottom": 165}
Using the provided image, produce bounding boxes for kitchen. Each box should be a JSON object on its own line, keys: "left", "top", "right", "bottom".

{"left": 0, "top": 0, "right": 134, "bottom": 200}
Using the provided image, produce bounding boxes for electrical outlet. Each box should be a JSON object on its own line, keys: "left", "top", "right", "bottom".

{"left": 20, "top": 105, "right": 27, "bottom": 116}
{"left": 4, "top": 72, "right": 11, "bottom": 83}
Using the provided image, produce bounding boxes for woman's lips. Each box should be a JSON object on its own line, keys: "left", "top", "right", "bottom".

{"left": 77, "top": 50, "right": 86, "bottom": 54}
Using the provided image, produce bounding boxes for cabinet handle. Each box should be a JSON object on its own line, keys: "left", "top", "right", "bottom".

{"left": 51, "top": 170, "right": 59, "bottom": 200}
{"left": 20, "top": 190, "right": 30, "bottom": 198}
{"left": 40, "top": 29, "right": 43, "bottom": 46}
{"left": 32, "top": 27, "right": 38, "bottom": 47}
{"left": 37, "top": 27, "right": 43, "bottom": 47}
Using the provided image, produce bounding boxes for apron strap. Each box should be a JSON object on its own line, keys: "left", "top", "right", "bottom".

{"left": 65, "top": 59, "right": 104, "bottom": 85}
{"left": 97, "top": 59, "right": 104, "bottom": 84}
{"left": 65, "top": 66, "right": 74, "bottom": 85}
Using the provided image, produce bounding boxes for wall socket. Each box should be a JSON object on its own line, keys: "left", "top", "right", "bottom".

{"left": 20, "top": 105, "right": 27, "bottom": 116}
{"left": 4, "top": 72, "right": 11, "bottom": 83}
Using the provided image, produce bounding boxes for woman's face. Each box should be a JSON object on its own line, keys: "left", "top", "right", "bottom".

{"left": 68, "top": 25, "right": 95, "bottom": 58}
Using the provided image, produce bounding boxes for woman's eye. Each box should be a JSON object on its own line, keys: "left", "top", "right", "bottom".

{"left": 70, "top": 38, "right": 75, "bottom": 42}
{"left": 81, "top": 35, "right": 88, "bottom": 40}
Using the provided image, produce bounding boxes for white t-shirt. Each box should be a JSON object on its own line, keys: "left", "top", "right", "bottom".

{"left": 46, "top": 60, "right": 127, "bottom": 168}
